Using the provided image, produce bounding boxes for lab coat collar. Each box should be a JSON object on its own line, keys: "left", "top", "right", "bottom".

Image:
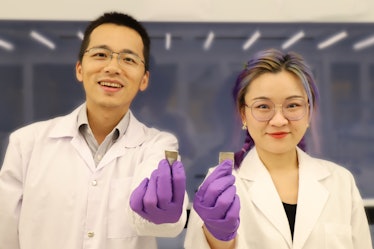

{"left": 236, "top": 147, "right": 330, "bottom": 249}
{"left": 237, "top": 147, "right": 330, "bottom": 182}
{"left": 94, "top": 113, "right": 147, "bottom": 168}
{"left": 46, "top": 104, "right": 148, "bottom": 170}
{"left": 47, "top": 104, "right": 147, "bottom": 147}
{"left": 48, "top": 104, "right": 83, "bottom": 138}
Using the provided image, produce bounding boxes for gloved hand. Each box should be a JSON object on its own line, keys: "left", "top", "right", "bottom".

{"left": 130, "top": 159, "right": 186, "bottom": 224}
{"left": 193, "top": 160, "right": 240, "bottom": 241}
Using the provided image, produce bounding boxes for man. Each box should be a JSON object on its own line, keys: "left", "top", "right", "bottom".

{"left": 0, "top": 12, "right": 187, "bottom": 249}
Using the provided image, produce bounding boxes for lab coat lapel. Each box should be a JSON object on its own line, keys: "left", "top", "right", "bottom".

{"left": 292, "top": 149, "right": 330, "bottom": 249}
{"left": 97, "top": 111, "right": 146, "bottom": 168}
{"left": 239, "top": 149, "right": 293, "bottom": 248}
{"left": 48, "top": 106, "right": 148, "bottom": 171}
{"left": 71, "top": 134, "right": 96, "bottom": 170}
{"left": 48, "top": 104, "right": 97, "bottom": 171}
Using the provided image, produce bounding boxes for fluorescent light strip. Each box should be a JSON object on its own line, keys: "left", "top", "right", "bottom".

{"left": 317, "top": 31, "right": 348, "bottom": 50}
{"left": 165, "top": 33, "right": 171, "bottom": 50}
{"left": 242, "top": 30, "right": 261, "bottom": 50}
{"left": 353, "top": 35, "right": 374, "bottom": 51}
{"left": 30, "top": 30, "right": 56, "bottom": 50}
{"left": 77, "top": 31, "right": 84, "bottom": 40}
{"left": 0, "top": 39, "right": 14, "bottom": 51}
{"left": 203, "top": 31, "right": 214, "bottom": 50}
{"left": 282, "top": 30, "right": 305, "bottom": 50}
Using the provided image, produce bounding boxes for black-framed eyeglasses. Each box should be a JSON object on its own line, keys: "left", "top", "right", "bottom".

{"left": 245, "top": 97, "right": 308, "bottom": 122}
{"left": 84, "top": 47, "right": 145, "bottom": 69}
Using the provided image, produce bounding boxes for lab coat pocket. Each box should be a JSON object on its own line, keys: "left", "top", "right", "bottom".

{"left": 324, "top": 223, "right": 353, "bottom": 249}
{"left": 108, "top": 178, "right": 136, "bottom": 239}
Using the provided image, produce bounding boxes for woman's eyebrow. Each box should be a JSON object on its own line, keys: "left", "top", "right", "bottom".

{"left": 251, "top": 96, "right": 270, "bottom": 101}
{"left": 285, "top": 95, "right": 306, "bottom": 100}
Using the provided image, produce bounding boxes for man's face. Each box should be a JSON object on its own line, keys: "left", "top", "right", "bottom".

{"left": 76, "top": 23, "right": 149, "bottom": 115}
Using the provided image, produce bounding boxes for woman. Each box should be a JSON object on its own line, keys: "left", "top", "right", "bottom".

{"left": 184, "top": 49, "right": 372, "bottom": 249}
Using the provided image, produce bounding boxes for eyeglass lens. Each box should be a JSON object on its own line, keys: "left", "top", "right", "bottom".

{"left": 250, "top": 98, "right": 307, "bottom": 121}
{"left": 85, "top": 48, "right": 143, "bottom": 68}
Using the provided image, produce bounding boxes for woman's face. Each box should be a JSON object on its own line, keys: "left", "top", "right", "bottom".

{"left": 241, "top": 70, "right": 310, "bottom": 156}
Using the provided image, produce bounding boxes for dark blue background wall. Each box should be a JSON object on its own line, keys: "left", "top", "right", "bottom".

{"left": 0, "top": 21, "right": 373, "bottom": 200}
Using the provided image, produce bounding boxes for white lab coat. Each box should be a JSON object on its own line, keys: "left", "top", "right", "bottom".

{"left": 185, "top": 147, "right": 372, "bottom": 249}
{"left": 0, "top": 104, "right": 188, "bottom": 249}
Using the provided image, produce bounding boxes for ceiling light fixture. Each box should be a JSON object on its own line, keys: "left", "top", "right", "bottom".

{"left": 203, "top": 31, "right": 215, "bottom": 50}
{"left": 317, "top": 31, "right": 348, "bottom": 50}
{"left": 0, "top": 39, "right": 14, "bottom": 51}
{"left": 282, "top": 30, "right": 305, "bottom": 50}
{"left": 242, "top": 30, "right": 261, "bottom": 50}
{"left": 76, "top": 31, "right": 84, "bottom": 40}
{"left": 30, "top": 30, "right": 56, "bottom": 50}
{"left": 353, "top": 35, "right": 374, "bottom": 51}
{"left": 165, "top": 33, "right": 171, "bottom": 50}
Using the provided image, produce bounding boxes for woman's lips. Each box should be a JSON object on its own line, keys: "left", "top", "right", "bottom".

{"left": 268, "top": 132, "right": 288, "bottom": 139}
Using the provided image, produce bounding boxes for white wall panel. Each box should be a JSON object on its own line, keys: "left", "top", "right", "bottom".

{"left": 1, "top": 0, "right": 374, "bottom": 22}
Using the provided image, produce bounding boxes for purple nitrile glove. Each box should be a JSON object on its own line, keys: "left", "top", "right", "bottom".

{"left": 193, "top": 160, "right": 240, "bottom": 241}
{"left": 130, "top": 159, "right": 186, "bottom": 224}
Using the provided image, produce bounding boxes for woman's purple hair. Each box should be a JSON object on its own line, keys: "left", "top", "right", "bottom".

{"left": 233, "top": 48, "right": 319, "bottom": 168}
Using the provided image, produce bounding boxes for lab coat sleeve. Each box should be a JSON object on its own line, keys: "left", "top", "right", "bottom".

{"left": 184, "top": 207, "right": 212, "bottom": 249}
{"left": 184, "top": 166, "right": 214, "bottom": 249}
{"left": 184, "top": 166, "right": 242, "bottom": 249}
{"left": 350, "top": 175, "right": 373, "bottom": 249}
{"left": 0, "top": 132, "right": 27, "bottom": 249}
{"left": 127, "top": 130, "right": 189, "bottom": 237}
{"left": 185, "top": 208, "right": 243, "bottom": 249}
{"left": 185, "top": 208, "right": 246, "bottom": 249}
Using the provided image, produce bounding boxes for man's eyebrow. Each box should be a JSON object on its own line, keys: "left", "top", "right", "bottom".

{"left": 90, "top": 45, "right": 139, "bottom": 56}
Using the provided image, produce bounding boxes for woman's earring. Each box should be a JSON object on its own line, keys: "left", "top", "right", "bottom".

{"left": 242, "top": 123, "right": 247, "bottom": 130}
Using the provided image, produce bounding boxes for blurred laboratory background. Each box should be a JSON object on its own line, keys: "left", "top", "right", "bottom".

{"left": 1, "top": 1, "right": 374, "bottom": 248}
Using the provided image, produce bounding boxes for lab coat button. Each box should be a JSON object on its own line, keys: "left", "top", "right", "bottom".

{"left": 87, "top": 232, "right": 94, "bottom": 238}
{"left": 91, "top": 180, "right": 97, "bottom": 186}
